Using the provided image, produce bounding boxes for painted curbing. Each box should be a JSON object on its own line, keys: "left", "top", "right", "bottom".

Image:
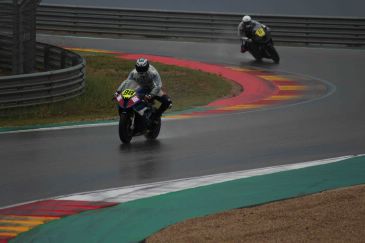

{"left": 11, "top": 155, "right": 365, "bottom": 243}
{"left": 0, "top": 49, "right": 326, "bottom": 133}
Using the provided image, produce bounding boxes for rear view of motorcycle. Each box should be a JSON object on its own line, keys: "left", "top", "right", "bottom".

{"left": 113, "top": 89, "right": 161, "bottom": 144}
{"left": 241, "top": 25, "right": 280, "bottom": 63}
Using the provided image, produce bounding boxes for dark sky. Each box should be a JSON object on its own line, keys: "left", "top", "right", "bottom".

{"left": 41, "top": 0, "right": 364, "bottom": 17}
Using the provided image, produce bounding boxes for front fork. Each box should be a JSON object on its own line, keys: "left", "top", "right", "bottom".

{"left": 241, "top": 37, "right": 247, "bottom": 49}
{"left": 119, "top": 107, "right": 135, "bottom": 130}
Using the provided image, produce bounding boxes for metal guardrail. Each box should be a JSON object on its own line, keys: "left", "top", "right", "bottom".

{"left": 37, "top": 4, "right": 365, "bottom": 47}
{"left": 0, "top": 43, "right": 86, "bottom": 109}
{"left": 1, "top": 5, "right": 363, "bottom": 109}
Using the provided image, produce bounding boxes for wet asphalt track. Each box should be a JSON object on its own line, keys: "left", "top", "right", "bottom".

{"left": 1, "top": 36, "right": 365, "bottom": 208}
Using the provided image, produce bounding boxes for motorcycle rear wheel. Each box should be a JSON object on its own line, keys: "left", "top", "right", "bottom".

{"left": 119, "top": 113, "right": 133, "bottom": 144}
{"left": 145, "top": 116, "right": 161, "bottom": 140}
{"left": 267, "top": 45, "right": 280, "bottom": 64}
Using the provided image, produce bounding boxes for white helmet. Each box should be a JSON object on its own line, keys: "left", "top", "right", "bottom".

{"left": 242, "top": 15, "right": 251, "bottom": 23}
{"left": 135, "top": 58, "right": 149, "bottom": 73}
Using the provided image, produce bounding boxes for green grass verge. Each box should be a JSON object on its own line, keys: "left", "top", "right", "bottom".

{"left": 0, "top": 52, "right": 234, "bottom": 128}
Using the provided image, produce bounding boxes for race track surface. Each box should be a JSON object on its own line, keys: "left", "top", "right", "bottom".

{"left": 1, "top": 36, "right": 365, "bottom": 208}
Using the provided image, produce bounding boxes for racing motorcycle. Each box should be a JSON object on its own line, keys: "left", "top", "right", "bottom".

{"left": 241, "top": 25, "right": 280, "bottom": 63}
{"left": 114, "top": 88, "right": 161, "bottom": 144}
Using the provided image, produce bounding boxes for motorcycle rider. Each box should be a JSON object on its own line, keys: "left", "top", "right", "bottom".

{"left": 237, "top": 15, "right": 266, "bottom": 53}
{"left": 116, "top": 58, "right": 172, "bottom": 119}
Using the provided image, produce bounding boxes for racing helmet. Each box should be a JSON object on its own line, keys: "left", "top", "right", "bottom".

{"left": 242, "top": 15, "right": 252, "bottom": 27}
{"left": 135, "top": 58, "right": 149, "bottom": 73}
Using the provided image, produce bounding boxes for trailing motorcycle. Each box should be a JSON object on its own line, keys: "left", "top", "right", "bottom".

{"left": 114, "top": 88, "right": 161, "bottom": 144}
{"left": 241, "top": 25, "right": 280, "bottom": 63}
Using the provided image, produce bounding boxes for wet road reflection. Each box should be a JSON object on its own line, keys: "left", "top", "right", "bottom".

{"left": 118, "top": 140, "right": 170, "bottom": 180}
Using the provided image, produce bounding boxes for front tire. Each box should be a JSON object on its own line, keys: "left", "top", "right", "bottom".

{"left": 119, "top": 113, "right": 133, "bottom": 144}
{"left": 246, "top": 41, "right": 262, "bottom": 62}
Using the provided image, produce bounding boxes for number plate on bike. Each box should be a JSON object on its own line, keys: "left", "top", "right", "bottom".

{"left": 255, "top": 27, "right": 266, "bottom": 37}
{"left": 122, "top": 89, "right": 136, "bottom": 99}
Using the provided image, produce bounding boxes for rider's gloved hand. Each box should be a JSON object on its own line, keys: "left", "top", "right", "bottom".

{"left": 112, "top": 91, "right": 120, "bottom": 101}
{"left": 144, "top": 94, "right": 153, "bottom": 102}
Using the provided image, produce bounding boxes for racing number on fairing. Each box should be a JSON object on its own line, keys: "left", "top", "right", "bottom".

{"left": 255, "top": 27, "right": 266, "bottom": 37}
{"left": 122, "top": 89, "right": 136, "bottom": 99}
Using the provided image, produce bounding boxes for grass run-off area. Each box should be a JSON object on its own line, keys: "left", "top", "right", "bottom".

{"left": 0, "top": 51, "right": 236, "bottom": 128}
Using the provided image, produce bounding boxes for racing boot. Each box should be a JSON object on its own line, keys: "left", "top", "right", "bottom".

{"left": 152, "top": 95, "right": 172, "bottom": 121}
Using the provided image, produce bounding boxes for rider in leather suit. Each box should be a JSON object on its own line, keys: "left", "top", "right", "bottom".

{"left": 237, "top": 15, "right": 265, "bottom": 53}
{"left": 116, "top": 58, "right": 172, "bottom": 119}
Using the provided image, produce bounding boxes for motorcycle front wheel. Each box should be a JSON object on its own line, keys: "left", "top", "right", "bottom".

{"left": 119, "top": 113, "right": 133, "bottom": 144}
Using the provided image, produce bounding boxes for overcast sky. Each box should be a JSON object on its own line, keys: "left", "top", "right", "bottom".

{"left": 41, "top": 0, "right": 364, "bottom": 17}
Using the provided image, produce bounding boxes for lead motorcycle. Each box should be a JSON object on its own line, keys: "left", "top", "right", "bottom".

{"left": 241, "top": 25, "right": 280, "bottom": 63}
{"left": 114, "top": 88, "right": 161, "bottom": 144}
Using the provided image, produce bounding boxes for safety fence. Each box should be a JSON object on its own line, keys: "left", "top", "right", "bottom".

{"left": 37, "top": 4, "right": 365, "bottom": 47}
{"left": 0, "top": 43, "right": 85, "bottom": 109}
{"left": 0, "top": 0, "right": 40, "bottom": 74}
{"left": 0, "top": 1, "right": 14, "bottom": 72}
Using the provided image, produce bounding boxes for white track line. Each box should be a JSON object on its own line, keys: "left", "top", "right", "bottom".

{"left": 1, "top": 154, "right": 363, "bottom": 210}
{"left": 56, "top": 154, "right": 364, "bottom": 203}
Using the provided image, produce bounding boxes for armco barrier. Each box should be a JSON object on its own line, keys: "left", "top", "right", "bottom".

{"left": 37, "top": 4, "right": 365, "bottom": 47}
{"left": 0, "top": 43, "right": 85, "bottom": 109}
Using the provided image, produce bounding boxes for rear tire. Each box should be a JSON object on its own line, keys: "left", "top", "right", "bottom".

{"left": 145, "top": 116, "right": 161, "bottom": 140}
{"left": 267, "top": 45, "right": 280, "bottom": 64}
{"left": 119, "top": 113, "right": 133, "bottom": 144}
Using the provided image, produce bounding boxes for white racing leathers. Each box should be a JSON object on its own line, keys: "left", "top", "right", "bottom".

{"left": 237, "top": 20, "right": 262, "bottom": 39}
{"left": 117, "top": 65, "right": 163, "bottom": 97}
{"left": 117, "top": 65, "right": 172, "bottom": 117}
